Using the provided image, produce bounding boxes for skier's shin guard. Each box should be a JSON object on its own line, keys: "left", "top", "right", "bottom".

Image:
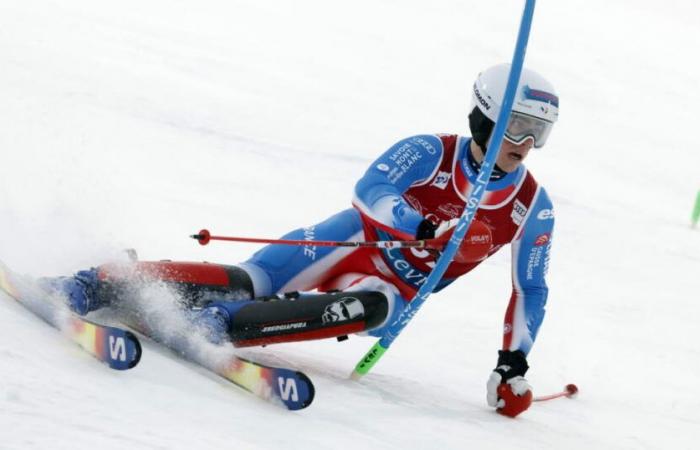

{"left": 214, "top": 291, "right": 388, "bottom": 347}
{"left": 96, "top": 261, "right": 255, "bottom": 307}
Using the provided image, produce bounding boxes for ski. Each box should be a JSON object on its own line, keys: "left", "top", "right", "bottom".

{"left": 210, "top": 352, "right": 315, "bottom": 411}
{"left": 121, "top": 315, "right": 315, "bottom": 410}
{"left": 0, "top": 261, "right": 142, "bottom": 370}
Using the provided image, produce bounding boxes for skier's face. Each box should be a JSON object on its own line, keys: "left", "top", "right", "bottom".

{"left": 496, "top": 137, "right": 533, "bottom": 172}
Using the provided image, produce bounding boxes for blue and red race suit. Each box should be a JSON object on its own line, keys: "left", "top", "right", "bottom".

{"left": 242, "top": 134, "right": 554, "bottom": 355}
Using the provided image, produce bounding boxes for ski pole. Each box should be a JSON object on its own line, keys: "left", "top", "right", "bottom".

{"left": 190, "top": 228, "right": 445, "bottom": 249}
{"left": 350, "top": 0, "right": 538, "bottom": 381}
{"left": 533, "top": 384, "right": 579, "bottom": 402}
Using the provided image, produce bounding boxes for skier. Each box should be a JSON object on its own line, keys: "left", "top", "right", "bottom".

{"left": 46, "top": 63, "right": 559, "bottom": 418}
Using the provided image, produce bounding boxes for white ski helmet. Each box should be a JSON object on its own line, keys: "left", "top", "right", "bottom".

{"left": 469, "top": 63, "right": 559, "bottom": 149}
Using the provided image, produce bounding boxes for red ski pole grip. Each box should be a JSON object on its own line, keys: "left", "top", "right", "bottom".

{"left": 192, "top": 229, "right": 211, "bottom": 246}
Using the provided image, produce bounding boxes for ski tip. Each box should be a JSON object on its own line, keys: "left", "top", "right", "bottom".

{"left": 276, "top": 370, "right": 315, "bottom": 411}
{"left": 101, "top": 328, "right": 143, "bottom": 371}
{"left": 295, "top": 370, "right": 315, "bottom": 410}
{"left": 125, "top": 330, "right": 143, "bottom": 369}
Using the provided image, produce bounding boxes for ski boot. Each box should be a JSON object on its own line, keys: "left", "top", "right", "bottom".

{"left": 189, "top": 304, "right": 234, "bottom": 344}
{"left": 39, "top": 269, "right": 103, "bottom": 316}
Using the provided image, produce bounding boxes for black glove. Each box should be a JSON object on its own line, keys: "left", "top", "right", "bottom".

{"left": 494, "top": 349, "right": 529, "bottom": 380}
{"left": 415, "top": 219, "right": 437, "bottom": 240}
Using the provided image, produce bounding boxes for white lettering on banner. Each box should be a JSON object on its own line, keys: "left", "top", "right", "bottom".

{"left": 109, "top": 336, "right": 127, "bottom": 361}
{"left": 395, "top": 260, "right": 410, "bottom": 270}
{"left": 537, "top": 209, "right": 555, "bottom": 220}
{"left": 526, "top": 246, "right": 544, "bottom": 280}
{"left": 388, "top": 167, "right": 400, "bottom": 183}
{"left": 410, "top": 136, "right": 438, "bottom": 155}
{"left": 303, "top": 227, "right": 316, "bottom": 260}
{"left": 278, "top": 377, "right": 299, "bottom": 402}
{"left": 387, "top": 144, "right": 424, "bottom": 184}
{"left": 463, "top": 158, "right": 490, "bottom": 214}
{"left": 468, "top": 234, "right": 490, "bottom": 244}
{"left": 262, "top": 322, "right": 307, "bottom": 333}
{"left": 542, "top": 241, "right": 552, "bottom": 276}
{"left": 405, "top": 270, "right": 426, "bottom": 282}
{"left": 384, "top": 247, "right": 429, "bottom": 287}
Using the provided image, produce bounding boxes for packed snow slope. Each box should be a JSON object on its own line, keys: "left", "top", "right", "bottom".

{"left": 1, "top": 0, "right": 699, "bottom": 449}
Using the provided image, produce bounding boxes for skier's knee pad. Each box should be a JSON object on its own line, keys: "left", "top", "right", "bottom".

{"left": 226, "top": 290, "right": 389, "bottom": 347}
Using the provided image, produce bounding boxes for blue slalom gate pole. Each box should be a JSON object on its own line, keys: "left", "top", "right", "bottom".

{"left": 351, "top": 0, "right": 538, "bottom": 379}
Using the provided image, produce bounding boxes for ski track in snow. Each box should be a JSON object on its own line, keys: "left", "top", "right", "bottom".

{"left": 2, "top": 0, "right": 700, "bottom": 449}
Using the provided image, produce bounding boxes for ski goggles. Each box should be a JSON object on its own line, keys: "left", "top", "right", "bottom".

{"left": 504, "top": 111, "right": 554, "bottom": 148}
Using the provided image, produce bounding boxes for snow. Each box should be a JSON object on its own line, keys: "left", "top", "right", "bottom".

{"left": 1, "top": 0, "right": 699, "bottom": 448}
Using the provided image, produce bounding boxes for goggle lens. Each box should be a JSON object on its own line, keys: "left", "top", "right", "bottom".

{"left": 504, "top": 112, "right": 553, "bottom": 148}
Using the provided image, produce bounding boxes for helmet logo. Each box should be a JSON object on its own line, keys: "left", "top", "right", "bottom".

{"left": 473, "top": 84, "right": 491, "bottom": 110}
{"left": 523, "top": 85, "right": 559, "bottom": 107}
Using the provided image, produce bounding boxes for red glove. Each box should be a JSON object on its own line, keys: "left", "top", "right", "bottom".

{"left": 496, "top": 379, "right": 533, "bottom": 417}
{"left": 486, "top": 350, "right": 533, "bottom": 418}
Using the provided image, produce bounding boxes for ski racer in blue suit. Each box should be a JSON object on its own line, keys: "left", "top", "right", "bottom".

{"left": 48, "top": 64, "right": 560, "bottom": 418}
